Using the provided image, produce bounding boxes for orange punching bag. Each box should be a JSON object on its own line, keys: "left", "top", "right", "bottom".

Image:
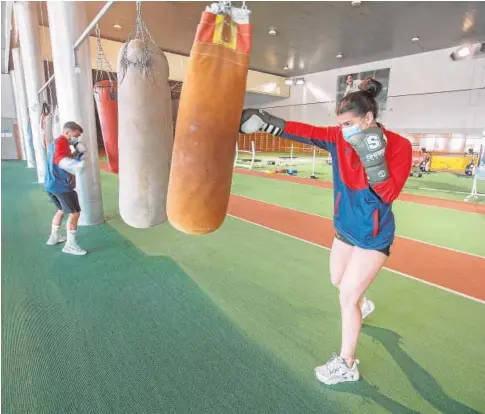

{"left": 94, "top": 80, "right": 119, "bottom": 174}
{"left": 167, "top": 4, "right": 252, "bottom": 235}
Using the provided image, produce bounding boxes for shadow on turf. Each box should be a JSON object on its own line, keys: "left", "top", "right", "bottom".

{"left": 359, "top": 325, "right": 481, "bottom": 414}
{"left": 5, "top": 229, "right": 345, "bottom": 413}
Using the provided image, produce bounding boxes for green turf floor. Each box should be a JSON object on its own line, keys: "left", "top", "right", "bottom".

{"left": 2, "top": 161, "right": 485, "bottom": 413}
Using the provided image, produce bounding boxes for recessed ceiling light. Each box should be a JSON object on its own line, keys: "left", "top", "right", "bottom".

{"left": 351, "top": 1, "right": 361, "bottom": 7}
{"left": 284, "top": 66, "right": 289, "bottom": 70}
{"left": 268, "top": 28, "right": 277, "bottom": 36}
{"left": 296, "top": 78, "right": 305, "bottom": 86}
{"left": 113, "top": 24, "right": 122, "bottom": 30}
{"left": 457, "top": 46, "right": 471, "bottom": 58}
{"left": 336, "top": 53, "right": 343, "bottom": 59}
{"left": 411, "top": 36, "right": 420, "bottom": 43}
{"left": 285, "top": 78, "right": 294, "bottom": 86}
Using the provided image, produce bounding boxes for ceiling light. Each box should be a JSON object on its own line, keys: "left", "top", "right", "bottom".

{"left": 113, "top": 24, "right": 122, "bottom": 30}
{"left": 457, "top": 46, "right": 471, "bottom": 58}
{"left": 351, "top": 1, "right": 361, "bottom": 7}
{"left": 284, "top": 66, "right": 289, "bottom": 70}
{"left": 295, "top": 78, "right": 305, "bottom": 86}
{"left": 449, "top": 43, "right": 479, "bottom": 61}
{"left": 411, "top": 36, "right": 420, "bottom": 43}
{"left": 268, "top": 28, "right": 277, "bottom": 36}
{"left": 285, "top": 79, "right": 294, "bottom": 86}
{"left": 336, "top": 53, "right": 343, "bottom": 59}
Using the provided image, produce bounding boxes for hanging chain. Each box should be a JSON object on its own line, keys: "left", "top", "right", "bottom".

{"left": 216, "top": 1, "right": 232, "bottom": 15}
{"left": 120, "top": 0, "right": 160, "bottom": 83}
{"left": 94, "top": 24, "right": 116, "bottom": 86}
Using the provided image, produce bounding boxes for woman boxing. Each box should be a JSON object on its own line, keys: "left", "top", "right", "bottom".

{"left": 239, "top": 78, "right": 412, "bottom": 385}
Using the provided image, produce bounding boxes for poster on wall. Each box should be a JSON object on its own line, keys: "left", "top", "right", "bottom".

{"left": 336, "top": 68, "right": 391, "bottom": 110}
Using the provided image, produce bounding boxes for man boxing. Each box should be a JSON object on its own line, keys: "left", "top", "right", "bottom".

{"left": 44, "top": 121, "right": 88, "bottom": 255}
{"left": 240, "top": 78, "right": 412, "bottom": 385}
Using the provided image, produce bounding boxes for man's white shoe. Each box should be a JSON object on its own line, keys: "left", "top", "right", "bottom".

{"left": 315, "top": 353, "right": 360, "bottom": 385}
{"left": 46, "top": 233, "right": 67, "bottom": 245}
{"left": 361, "top": 298, "right": 375, "bottom": 320}
{"left": 62, "top": 243, "right": 87, "bottom": 256}
{"left": 62, "top": 230, "right": 87, "bottom": 256}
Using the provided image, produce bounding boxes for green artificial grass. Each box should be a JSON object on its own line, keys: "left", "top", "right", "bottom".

{"left": 2, "top": 161, "right": 485, "bottom": 413}
{"left": 231, "top": 174, "right": 485, "bottom": 257}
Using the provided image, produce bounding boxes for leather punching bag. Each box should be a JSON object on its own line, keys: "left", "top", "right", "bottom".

{"left": 117, "top": 40, "right": 173, "bottom": 228}
{"left": 167, "top": 5, "right": 252, "bottom": 235}
{"left": 94, "top": 80, "right": 119, "bottom": 174}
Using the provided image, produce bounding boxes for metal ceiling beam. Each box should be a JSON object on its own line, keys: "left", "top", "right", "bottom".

{"left": 37, "top": 1, "right": 113, "bottom": 95}
{"left": 37, "top": 73, "right": 54, "bottom": 96}
{"left": 73, "top": 1, "right": 113, "bottom": 51}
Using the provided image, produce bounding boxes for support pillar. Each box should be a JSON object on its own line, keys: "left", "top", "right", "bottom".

{"left": 47, "top": 1, "right": 104, "bottom": 225}
{"left": 14, "top": 2, "right": 47, "bottom": 182}
{"left": 11, "top": 48, "right": 36, "bottom": 168}
{"left": 10, "top": 70, "right": 27, "bottom": 161}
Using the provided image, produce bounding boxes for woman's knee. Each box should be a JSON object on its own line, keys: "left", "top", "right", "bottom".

{"left": 339, "top": 285, "right": 361, "bottom": 309}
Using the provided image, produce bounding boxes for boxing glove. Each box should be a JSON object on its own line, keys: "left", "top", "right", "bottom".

{"left": 72, "top": 141, "right": 87, "bottom": 161}
{"left": 239, "top": 109, "right": 286, "bottom": 136}
{"left": 347, "top": 127, "right": 389, "bottom": 185}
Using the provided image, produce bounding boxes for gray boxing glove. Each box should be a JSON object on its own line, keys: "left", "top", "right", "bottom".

{"left": 348, "top": 127, "right": 389, "bottom": 185}
{"left": 239, "top": 109, "right": 286, "bottom": 136}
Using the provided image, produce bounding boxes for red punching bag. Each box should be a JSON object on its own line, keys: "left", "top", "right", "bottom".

{"left": 94, "top": 80, "right": 119, "bottom": 174}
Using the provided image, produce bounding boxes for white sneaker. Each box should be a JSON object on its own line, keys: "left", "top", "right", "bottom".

{"left": 62, "top": 243, "right": 87, "bottom": 256}
{"left": 361, "top": 298, "right": 375, "bottom": 320}
{"left": 46, "top": 233, "right": 67, "bottom": 245}
{"left": 315, "top": 353, "right": 360, "bottom": 385}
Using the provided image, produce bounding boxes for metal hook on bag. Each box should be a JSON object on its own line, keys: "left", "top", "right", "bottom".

{"left": 217, "top": 1, "right": 232, "bottom": 15}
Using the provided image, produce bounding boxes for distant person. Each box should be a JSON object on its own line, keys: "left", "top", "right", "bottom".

{"left": 344, "top": 75, "right": 362, "bottom": 96}
{"left": 240, "top": 77, "right": 412, "bottom": 385}
{"left": 44, "top": 122, "right": 88, "bottom": 255}
{"left": 419, "top": 148, "right": 431, "bottom": 172}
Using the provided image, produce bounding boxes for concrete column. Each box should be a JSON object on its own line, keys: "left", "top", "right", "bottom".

{"left": 11, "top": 48, "right": 36, "bottom": 168}
{"left": 47, "top": 1, "right": 104, "bottom": 226}
{"left": 10, "top": 70, "right": 27, "bottom": 160}
{"left": 14, "top": 2, "right": 47, "bottom": 182}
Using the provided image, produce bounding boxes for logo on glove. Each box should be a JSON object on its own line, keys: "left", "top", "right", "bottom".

{"left": 365, "top": 135, "right": 382, "bottom": 151}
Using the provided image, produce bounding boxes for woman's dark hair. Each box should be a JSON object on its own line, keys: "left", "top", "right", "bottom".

{"left": 337, "top": 77, "right": 383, "bottom": 118}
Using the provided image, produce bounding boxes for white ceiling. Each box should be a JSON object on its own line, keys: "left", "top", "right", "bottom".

{"left": 36, "top": 1, "right": 485, "bottom": 76}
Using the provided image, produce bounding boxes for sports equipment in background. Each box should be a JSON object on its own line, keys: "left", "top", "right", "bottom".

{"left": 167, "top": 2, "right": 252, "bottom": 235}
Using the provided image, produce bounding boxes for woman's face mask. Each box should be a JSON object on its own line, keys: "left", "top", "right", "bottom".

{"left": 341, "top": 123, "right": 362, "bottom": 141}
{"left": 337, "top": 112, "right": 373, "bottom": 142}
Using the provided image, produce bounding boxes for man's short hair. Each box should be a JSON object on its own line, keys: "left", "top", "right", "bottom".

{"left": 63, "top": 121, "right": 83, "bottom": 134}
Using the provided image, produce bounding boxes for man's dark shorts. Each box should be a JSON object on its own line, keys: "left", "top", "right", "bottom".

{"left": 48, "top": 191, "right": 81, "bottom": 214}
